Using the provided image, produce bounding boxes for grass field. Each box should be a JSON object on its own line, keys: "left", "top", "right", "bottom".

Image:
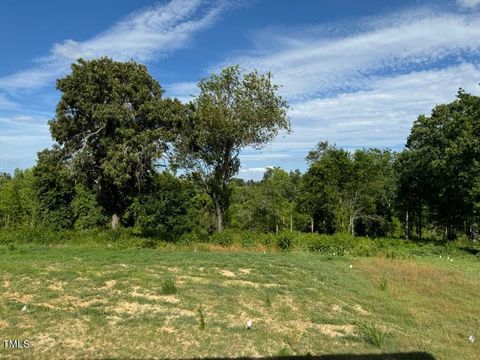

{"left": 0, "top": 244, "right": 479, "bottom": 359}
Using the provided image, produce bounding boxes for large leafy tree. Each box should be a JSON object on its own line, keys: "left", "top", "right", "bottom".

{"left": 49, "top": 58, "right": 182, "bottom": 228}
{"left": 402, "top": 89, "right": 480, "bottom": 239}
{"left": 175, "top": 65, "right": 290, "bottom": 231}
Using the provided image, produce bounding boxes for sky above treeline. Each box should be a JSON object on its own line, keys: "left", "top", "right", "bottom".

{"left": 1, "top": 0, "right": 479, "bottom": 180}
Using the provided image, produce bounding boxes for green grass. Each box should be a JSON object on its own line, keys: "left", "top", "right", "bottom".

{"left": 0, "top": 243, "right": 479, "bottom": 359}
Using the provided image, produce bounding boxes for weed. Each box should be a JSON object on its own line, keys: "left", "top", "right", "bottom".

{"left": 161, "top": 278, "right": 177, "bottom": 295}
{"left": 360, "top": 323, "right": 388, "bottom": 348}
{"left": 379, "top": 277, "right": 388, "bottom": 291}
{"left": 265, "top": 293, "right": 272, "bottom": 307}
{"left": 278, "top": 346, "right": 290, "bottom": 357}
{"left": 197, "top": 308, "right": 205, "bottom": 330}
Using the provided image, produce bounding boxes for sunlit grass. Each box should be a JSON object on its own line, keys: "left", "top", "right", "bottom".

{"left": 0, "top": 244, "right": 478, "bottom": 359}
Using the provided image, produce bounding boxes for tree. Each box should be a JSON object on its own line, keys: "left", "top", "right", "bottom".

{"left": 33, "top": 148, "right": 74, "bottom": 229}
{"left": 0, "top": 169, "right": 38, "bottom": 228}
{"left": 402, "top": 89, "right": 480, "bottom": 240}
{"left": 49, "top": 58, "right": 182, "bottom": 228}
{"left": 299, "top": 142, "right": 395, "bottom": 236}
{"left": 174, "top": 65, "right": 290, "bottom": 231}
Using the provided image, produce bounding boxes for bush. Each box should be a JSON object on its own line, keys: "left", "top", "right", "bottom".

{"left": 179, "top": 232, "right": 201, "bottom": 245}
{"left": 209, "top": 229, "right": 239, "bottom": 246}
{"left": 277, "top": 232, "right": 294, "bottom": 251}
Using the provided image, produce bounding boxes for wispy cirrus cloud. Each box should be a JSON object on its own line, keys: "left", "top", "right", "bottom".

{"left": 227, "top": 9, "right": 480, "bottom": 176}
{"left": 457, "top": 0, "right": 480, "bottom": 8}
{"left": 221, "top": 10, "right": 480, "bottom": 101}
{"left": 0, "top": 0, "right": 230, "bottom": 93}
{"left": 0, "top": 94, "right": 18, "bottom": 110}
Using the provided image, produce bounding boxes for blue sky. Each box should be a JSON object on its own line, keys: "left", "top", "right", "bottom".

{"left": 1, "top": 0, "right": 479, "bottom": 179}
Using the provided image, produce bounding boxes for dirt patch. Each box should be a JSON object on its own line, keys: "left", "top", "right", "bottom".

{"left": 43, "top": 294, "right": 106, "bottom": 310}
{"left": 7, "top": 292, "right": 33, "bottom": 303}
{"left": 48, "top": 282, "right": 64, "bottom": 291}
{"left": 220, "top": 270, "right": 236, "bottom": 277}
{"left": 239, "top": 268, "right": 252, "bottom": 274}
{"left": 0, "top": 320, "right": 9, "bottom": 329}
{"left": 3, "top": 276, "right": 10, "bottom": 289}
{"left": 105, "top": 280, "right": 116, "bottom": 289}
{"left": 314, "top": 323, "right": 355, "bottom": 337}
{"left": 331, "top": 304, "right": 342, "bottom": 313}
{"left": 354, "top": 304, "right": 369, "bottom": 315}
{"left": 111, "top": 301, "right": 194, "bottom": 317}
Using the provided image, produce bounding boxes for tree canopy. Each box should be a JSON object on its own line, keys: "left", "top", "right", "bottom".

{"left": 49, "top": 57, "right": 183, "bottom": 228}
{"left": 174, "top": 65, "right": 290, "bottom": 231}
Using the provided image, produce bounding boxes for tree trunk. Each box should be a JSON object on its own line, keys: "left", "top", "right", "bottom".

{"left": 290, "top": 213, "right": 293, "bottom": 232}
{"left": 310, "top": 217, "right": 314, "bottom": 233}
{"left": 405, "top": 211, "right": 410, "bottom": 240}
{"left": 276, "top": 224, "right": 279, "bottom": 236}
{"left": 349, "top": 215, "right": 355, "bottom": 236}
{"left": 212, "top": 195, "right": 224, "bottom": 232}
{"left": 111, "top": 213, "right": 120, "bottom": 230}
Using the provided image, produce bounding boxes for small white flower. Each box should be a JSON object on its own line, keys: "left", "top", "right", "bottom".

{"left": 439, "top": 255, "right": 442, "bottom": 258}
{"left": 468, "top": 335, "right": 475, "bottom": 342}
{"left": 349, "top": 264, "right": 353, "bottom": 269}
{"left": 21, "top": 305, "right": 27, "bottom": 312}
{"left": 194, "top": 249, "right": 197, "bottom": 253}
{"left": 246, "top": 319, "right": 253, "bottom": 329}
{"left": 450, "top": 258, "right": 453, "bottom": 262}
{"left": 333, "top": 252, "right": 336, "bottom": 256}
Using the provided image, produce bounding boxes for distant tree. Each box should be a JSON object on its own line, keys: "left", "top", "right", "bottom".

{"left": 49, "top": 58, "right": 183, "bottom": 228}
{"left": 0, "top": 169, "right": 38, "bottom": 228}
{"left": 299, "top": 142, "right": 395, "bottom": 236}
{"left": 131, "top": 172, "right": 203, "bottom": 240}
{"left": 33, "top": 148, "right": 74, "bottom": 229}
{"left": 402, "top": 89, "right": 480, "bottom": 240}
{"left": 174, "top": 65, "right": 290, "bottom": 231}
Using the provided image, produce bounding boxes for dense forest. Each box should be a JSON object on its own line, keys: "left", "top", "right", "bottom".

{"left": 1, "top": 58, "right": 479, "bottom": 242}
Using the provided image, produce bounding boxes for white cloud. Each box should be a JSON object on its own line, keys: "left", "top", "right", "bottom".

{"left": 269, "top": 63, "right": 480, "bottom": 156}
{"left": 224, "top": 11, "right": 480, "bottom": 100}
{"left": 165, "top": 81, "right": 199, "bottom": 102}
{"left": 0, "top": 0, "right": 229, "bottom": 92}
{"left": 0, "top": 94, "right": 18, "bottom": 110}
{"left": 457, "top": 0, "right": 480, "bottom": 8}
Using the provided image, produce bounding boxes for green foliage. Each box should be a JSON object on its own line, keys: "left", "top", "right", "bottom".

{"left": 0, "top": 169, "right": 39, "bottom": 229}
{"left": 174, "top": 65, "right": 290, "bottom": 231}
{"left": 49, "top": 57, "right": 182, "bottom": 227}
{"left": 299, "top": 143, "right": 396, "bottom": 236}
{"left": 360, "top": 323, "right": 388, "bottom": 348}
{"left": 276, "top": 232, "right": 293, "bottom": 251}
{"left": 72, "top": 184, "right": 107, "bottom": 230}
{"left": 399, "top": 90, "right": 480, "bottom": 240}
{"left": 161, "top": 279, "right": 177, "bottom": 295}
{"left": 131, "top": 172, "right": 204, "bottom": 240}
{"left": 209, "top": 230, "right": 236, "bottom": 246}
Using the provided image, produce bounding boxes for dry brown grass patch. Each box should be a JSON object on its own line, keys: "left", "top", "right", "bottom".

{"left": 357, "top": 257, "right": 468, "bottom": 296}
{"left": 0, "top": 319, "right": 9, "bottom": 328}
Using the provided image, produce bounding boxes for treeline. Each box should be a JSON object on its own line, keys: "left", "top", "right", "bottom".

{"left": 0, "top": 58, "right": 479, "bottom": 241}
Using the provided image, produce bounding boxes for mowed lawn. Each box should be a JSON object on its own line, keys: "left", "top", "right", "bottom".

{"left": 0, "top": 244, "right": 479, "bottom": 359}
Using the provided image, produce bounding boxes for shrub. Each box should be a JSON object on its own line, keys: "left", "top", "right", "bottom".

{"left": 209, "top": 229, "right": 237, "bottom": 246}
{"left": 277, "top": 232, "right": 294, "bottom": 251}
{"left": 179, "top": 232, "right": 201, "bottom": 245}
